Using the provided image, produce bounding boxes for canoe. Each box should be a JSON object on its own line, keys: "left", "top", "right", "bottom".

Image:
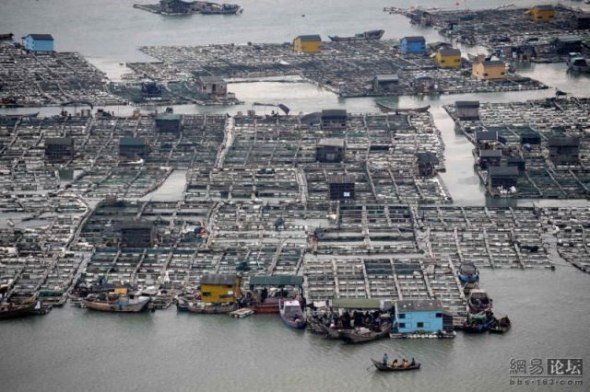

{"left": 371, "top": 359, "right": 421, "bottom": 371}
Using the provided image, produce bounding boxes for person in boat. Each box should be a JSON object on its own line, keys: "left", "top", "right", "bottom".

{"left": 382, "top": 353, "right": 389, "bottom": 366}
{"left": 410, "top": 358, "right": 416, "bottom": 366}
{"left": 391, "top": 359, "right": 399, "bottom": 368}
{"left": 402, "top": 359, "right": 409, "bottom": 368}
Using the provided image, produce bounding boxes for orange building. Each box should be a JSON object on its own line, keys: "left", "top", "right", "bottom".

{"left": 472, "top": 60, "right": 506, "bottom": 80}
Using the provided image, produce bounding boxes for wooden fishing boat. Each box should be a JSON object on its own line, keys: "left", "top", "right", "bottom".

{"left": 252, "top": 297, "right": 280, "bottom": 314}
{"left": 489, "top": 315, "right": 511, "bottom": 334}
{"left": 0, "top": 300, "right": 37, "bottom": 320}
{"left": 376, "top": 102, "right": 431, "bottom": 113}
{"left": 279, "top": 299, "right": 307, "bottom": 329}
{"left": 458, "top": 262, "right": 479, "bottom": 284}
{"left": 82, "top": 294, "right": 150, "bottom": 313}
{"left": 340, "top": 323, "right": 391, "bottom": 344}
{"left": 319, "top": 323, "right": 344, "bottom": 339}
{"left": 567, "top": 53, "right": 590, "bottom": 73}
{"left": 371, "top": 359, "right": 421, "bottom": 371}
{"left": 186, "top": 301, "right": 238, "bottom": 314}
{"left": 467, "top": 288, "right": 492, "bottom": 313}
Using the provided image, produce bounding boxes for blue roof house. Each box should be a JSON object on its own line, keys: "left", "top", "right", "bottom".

{"left": 400, "top": 36, "right": 426, "bottom": 55}
{"left": 22, "top": 34, "right": 54, "bottom": 53}
{"left": 392, "top": 299, "right": 454, "bottom": 335}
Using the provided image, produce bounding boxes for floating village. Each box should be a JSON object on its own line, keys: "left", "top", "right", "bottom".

{"left": 1, "top": 3, "right": 589, "bottom": 370}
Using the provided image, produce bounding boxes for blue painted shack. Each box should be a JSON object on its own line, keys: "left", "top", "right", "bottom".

{"left": 392, "top": 299, "right": 453, "bottom": 334}
{"left": 22, "top": 34, "right": 54, "bottom": 53}
{"left": 400, "top": 36, "right": 426, "bottom": 55}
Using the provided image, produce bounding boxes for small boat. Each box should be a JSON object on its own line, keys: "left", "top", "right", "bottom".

{"left": 0, "top": 300, "right": 37, "bottom": 320}
{"left": 200, "top": 3, "right": 241, "bottom": 15}
{"left": 489, "top": 315, "right": 511, "bottom": 334}
{"left": 371, "top": 359, "right": 421, "bottom": 371}
{"left": 186, "top": 301, "right": 238, "bottom": 314}
{"left": 376, "top": 102, "right": 431, "bottom": 113}
{"left": 566, "top": 53, "right": 590, "bottom": 73}
{"left": 279, "top": 299, "right": 307, "bottom": 329}
{"left": 467, "top": 288, "right": 492, "bottom": 313}
{"left": 319, "top": 323, "right": 344, "bottom": 339}
{"left": 82, "top": 293, "right": 151, "bottom": 313}
{"left": 329, "top": 30, "right": 385, "bottom": 42}
{"left": 462, "top": 311, "right": 495, "bottom": 333}
{"left": 340, "top": 323, "right": 391, "bottom": 344}
{"left": 458, "top": 262, "right": 479, "bottom": 284}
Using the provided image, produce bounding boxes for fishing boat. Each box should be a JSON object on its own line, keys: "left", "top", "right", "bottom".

{"left": 376, "top": 102, "right": 431, "bottom": 113}
{"left": 340, "top": 323, "right": 391, "bottom": 344}
{"left": 319, "top": 323, "right": 344, "bottom": 339}
{"left": 566, "top": 53, "right": 590, "bottom": 73}
{"left": 462, "top": 311, "right": 495, "bottom": 333}
{"left": 329, "top": 29, "right": 384, "bottom": 42}
{"left": 467, "top": 288, "right": 492, "bottom": 313}
{"left": 458, "top": 262, "right": 479, "bottom": 284}
{"left": 279, "top": 299, "right": 307, "bottom": 329}
{"left": 0, "top": 300, "right": 37, "bottom": 320}
{"left": 186, "top": 300, "right": 238, "bottom": 314}
{"left": 82, "top": 293, "right": 151, "bottom": 313}
{"left": 489, "top": 315, "right": 511, "bottom": 334}
{"left": 200, "top": 3, "right": 241, "bottom": 14}
{"left": 371, "top": 359, "right": 421, "bottom": 371}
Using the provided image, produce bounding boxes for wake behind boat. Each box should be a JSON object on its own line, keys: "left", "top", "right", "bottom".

{"left": 329, "top": 30, "right": 384, "bottom": 42}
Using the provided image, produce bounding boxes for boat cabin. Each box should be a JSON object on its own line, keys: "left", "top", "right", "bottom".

{"left": 529, "top": 5, "right": 555, "bottom": 22}
{"left": 293, "top": 35, "right": 321, "bottom": 54}
{"left": 199, "top": 274, "right": 241, "bottom": 304}
{"left": 472, "top": 60, "right": 506, "bottom": 80}
{"left": 196, "top": 76, "right": 227, "bottom": 97}
{"left": 478, "top": 149, "right": 502, "bottom": 169}
{"left": 373, "top": 74, "right": 400, "bottom": 93}
{"left": 392, "top": 299, "right": 453, "bottom": 334}
{"left": 400, "top": 36, "right": 426, "bottom": 55}
{"left": 435, "top": 47, "right": 461, "bottom": 69}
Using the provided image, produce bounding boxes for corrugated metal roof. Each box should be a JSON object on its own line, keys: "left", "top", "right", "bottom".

{"left": 395, "top": 299, "right": 445, "bottom": 312}
{"left": 25, "top": 34, "right": 54, "bottom": 41}
{"left": 249, "top": 275, "right": 303, "bottom": 287}
{"left": 296, "top": 34, "right": 321, "bottom": 42}
{"left": 200, "top": 274, "right": 238, "bottom": 286}
{"left": 331, "top": 298, "right": 382, "bottom": 309}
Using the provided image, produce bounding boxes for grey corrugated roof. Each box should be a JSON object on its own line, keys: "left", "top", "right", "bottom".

{"left": 548, "top": 137, "right": 580, "bottom": 147}
{"left": 479, "top": 149, "right": 503, "bottom": 158}
{"left": 396, "top": 299, "right": 445, "bottom": 312}
{"left": 25, "top": 34, "right": 54, "bottom": 41}
{"left": 249, "top": 275, "right": 303, "bottom": 287}
{"left": 438, "top": 47, "right": 461, "bottom": 56}
{"left": 402, "top": 36, "right": 425, "bottom": 43}
{"left": 200, "top": 274, "right": 238, "bottom": 286}
{"left": 46, "top": 137, "right": 73, "bottom": 146}
{"left": 331, "top": 298, "right": 382, "bottom": 309}
{"left": 120, "top": 137, "right": 145, "bottom": 147}
{"left": 416, "top": 151, "right": 439, "bottom": 164}
{"left": 456, "top": 101, "right": 480, "bottom": 108}
{"left": 327, "top": 174, "right": 355, "bottom": 184}
{"left": 321, "top": 109, "right": 347, "bottom": 118}
{"left": 120, "top": 220, "right": 153, "bottom": 230}
{"left": 318, "top": 138, "right": 345, "bottom": 148}
{"left": 489, "top": 166, "right": 519, "bottom": 178}
{"left": 296, "top": 34, "right": 321, "bottom": 42}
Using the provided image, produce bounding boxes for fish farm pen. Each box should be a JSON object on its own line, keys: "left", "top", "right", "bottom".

{"left": 0, "top": 43, "right": 125, "bottom": 107}
{"left": 387, "top": 4, "right": 590, "bottom": 64}
{"left": 445, "top": 97, "right": 590, "bottom": 199}
{"left": 130, "top": 40, "right": 548, "bottom": 98}
{"left": 1, "top": 106, "right": 588, "bottom": 323}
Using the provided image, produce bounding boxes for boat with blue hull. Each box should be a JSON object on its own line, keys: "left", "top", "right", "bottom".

{"left": 458, "top": 262, "right": 479, "bottom": 284}
{"left": 279, "top": 299, "right": 307, "bottom": 329}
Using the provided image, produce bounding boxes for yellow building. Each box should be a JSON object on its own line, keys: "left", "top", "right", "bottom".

{"left": 435, "top": 47, "right": 461, "bottom": 69}
{"left": 293, "top": 34, "right": 321, "bottom": 54}
{"left": 472, "top": 60, "right": 506, "bottom": 80}
{"left": 199, "top": 274, "right": 241, "bottom": 304}
{"left": 529, "top": 5, "right": 555, "bottom": 22}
